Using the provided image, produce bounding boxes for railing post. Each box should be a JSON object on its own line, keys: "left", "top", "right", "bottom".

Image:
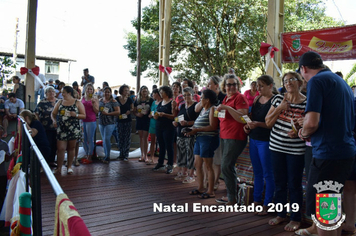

{"left": 21, "top": 120, "right": 30, "bottom": 193}
{"left": 30, "top": 148, "right": 42, "bottom": 236}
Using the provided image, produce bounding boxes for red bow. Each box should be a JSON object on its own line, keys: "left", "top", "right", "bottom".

{"left": 259, "top": 42, "right": 279, "bottom": 58}
{"left": 159, "top": 65, "right": 172, "bottom": 74}
{"left": 20, "top": 66, "right": 40, "bottom": 76}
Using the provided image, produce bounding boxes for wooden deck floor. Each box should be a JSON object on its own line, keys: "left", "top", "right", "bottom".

{"left": 40, "top": 158, "right": 309, "bottom": 236}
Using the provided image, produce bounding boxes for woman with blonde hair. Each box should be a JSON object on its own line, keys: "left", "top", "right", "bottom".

{"left": 134, "top": 86, "right": 154, "bottom": 162}
{"left": 81, "top": 83, "right": 99, "bottom": 164}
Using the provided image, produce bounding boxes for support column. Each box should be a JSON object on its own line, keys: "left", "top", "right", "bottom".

{"left": 136, "top": 0, "right": 141, "bottom": 93}
{"left": 158, "top": 0, "right": 172, "bottom": 86}
{"left": 267, "top": 0, "right": 284, "bottom": 87}
{"left": 24, "top": 0, "right": 37, "bottom": 110}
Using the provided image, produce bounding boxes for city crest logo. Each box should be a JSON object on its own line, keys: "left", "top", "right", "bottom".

{"left": 311, "top": 181, "right": 345, "bottom": 231}
{"left": 290, "top": 35, "right": 302, "bottom": 53}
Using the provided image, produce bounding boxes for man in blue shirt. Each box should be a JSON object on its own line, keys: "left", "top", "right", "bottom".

{"left": 297, "top": 51, "right": 356, "bottom": 236}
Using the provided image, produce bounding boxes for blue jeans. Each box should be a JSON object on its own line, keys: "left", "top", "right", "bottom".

{"left": 99, "top": 124, "right": 116, "bottom": 161}
{"left": 249, "top": 138, "right": 275, "bottom": 206}
{"left": 156, "top": 125, "right": 174, "bottom": 166}
{"left": 221, "top": 139, "right": 247, "bottom": 203}
{"left": 83, "top": 121, "right": 97, "bottom": 156}
{"left": 271, "top": 150, "right": 304, "bottom": 221}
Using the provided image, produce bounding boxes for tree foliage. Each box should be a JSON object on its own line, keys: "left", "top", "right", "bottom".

{"left": 124, "top": 0, "right": 342, "bottom": 84}
{"left": 0, "top": 56, "right": 16, "bottom": 87}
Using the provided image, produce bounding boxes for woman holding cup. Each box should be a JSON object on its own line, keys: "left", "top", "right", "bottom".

{"left": 81, "top": 83, "right": 99, "bottom": 164}
{"left": 51, "top": 86, "right": 86, "bottom": 175}
{"left": 134, "top": 86, "right": 154, "bottom": 162}
{"left": 98, "top": 86, "right": 120, "bottom": 163}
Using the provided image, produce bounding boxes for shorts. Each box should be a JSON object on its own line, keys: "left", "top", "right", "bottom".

{"left": 193, "top": 135, "right": 219, "bottom": 158}
{"left": 306, "top": 157, "right": 355, "bottom": 216}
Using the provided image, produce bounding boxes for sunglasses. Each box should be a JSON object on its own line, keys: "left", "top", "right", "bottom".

{"left": 284, "top": 78, "right": 298, "bottom": 84}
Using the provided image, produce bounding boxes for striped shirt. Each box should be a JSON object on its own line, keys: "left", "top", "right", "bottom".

{"left": 194, "top": 107, "right": 217, "bottom": 136}
{"left": 269, "top": 94, "right": 307, "bottom": 155}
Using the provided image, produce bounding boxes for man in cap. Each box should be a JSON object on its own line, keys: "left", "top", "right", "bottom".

{"left": 47, "top": 78, "right": 55, "bottom": 87}
{"left": 80, "top": 68, "right": 95, "bottom": 87}
{"left": 296, "top": 51, "right": 356, "bottom": 236}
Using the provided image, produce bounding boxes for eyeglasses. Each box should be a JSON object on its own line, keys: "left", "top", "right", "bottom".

{"left": 226, "top": 83, "right": 237, "bottom": 87}
{"left": 284, "top": 78, "right": 298, "bottom": 84}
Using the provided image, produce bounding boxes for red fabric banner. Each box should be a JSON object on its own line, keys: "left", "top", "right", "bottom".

{"left": 281, "top": 25, "right": 356, "bottom": 63}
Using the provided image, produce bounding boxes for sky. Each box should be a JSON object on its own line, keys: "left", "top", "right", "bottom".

{"left": 0, "top": 0, "right": 355, "bottom": 89}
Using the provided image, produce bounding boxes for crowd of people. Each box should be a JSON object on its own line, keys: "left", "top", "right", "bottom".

{"left": 1, "top": 51, "right": 356, "bottom": 235}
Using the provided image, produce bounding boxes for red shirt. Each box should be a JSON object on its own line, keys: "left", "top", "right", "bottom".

{"left": 219, "top": 92, "right": 249, "bottom": 140}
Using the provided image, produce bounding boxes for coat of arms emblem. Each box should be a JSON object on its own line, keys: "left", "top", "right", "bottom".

{"left": 290, "top": 35, "right": 302, "bottom": 53}
{"left": 311, "top": 181, "right": 345, "bottom": 231}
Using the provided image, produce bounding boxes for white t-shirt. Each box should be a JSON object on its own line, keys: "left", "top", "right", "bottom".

{"left": 5, "top": 99, "right": 25, "bottom": 114}
{"left": 35, "top": 74, "right": 47, "bottom": 91}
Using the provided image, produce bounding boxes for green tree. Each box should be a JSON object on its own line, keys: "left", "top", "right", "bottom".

{"left": 125, "top": 0, "right": 341, "bottom": 84}
{"left": 0, "top": 56, "right": 16, "bottom": 87}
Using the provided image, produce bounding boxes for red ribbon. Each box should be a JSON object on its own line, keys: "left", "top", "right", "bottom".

{"left": 20, "top": 66, "right": 40, "bottom": 76}
{"left": 259, "top": 42, "right": 279, "bottom": 58}
{"left": 159, "top": 65, "right": 172, "bottom": 74}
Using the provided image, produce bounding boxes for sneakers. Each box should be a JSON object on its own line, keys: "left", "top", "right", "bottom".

{"left": 123, "top": 157, "right": 128, "bottom": 162}
{"left": 153, "top": 164, "right": 165, "bottom": 171}
{"left": 182, "top": 176, "right": 195, "bottom": 184}
{"left": 166, "top": 165, "right": 173, "bottom": 174}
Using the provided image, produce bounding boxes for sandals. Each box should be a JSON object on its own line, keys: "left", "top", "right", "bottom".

{"left": 67, "top": 168, "right": 73, "bottom": 175}
{"left": 189, "top": 189, "right": 203, "bottom": 195}
{"left": 295, "top": 228, "right": 317, "bottom": 236}
{"left": 268, "top": 217, "right": 287, "bottom": 226}
{"left": 53, "top": 168, "right": 61, "bottom": 175}
{"left": 284, "top": 221, "right": 300, "bottom": 232}
{"left": 198, "top": 193, "right": 215, "bottom": 199}
{"left": 146, "top": 159, "right": 154, "bottom": 165}
{"left": 257, "top": 206, "right": 268, "bottom": 216}
{"left": 138, "top": 158, "right": 146, "bottom": 162}
{"left": 74, "top": 160, "right": 80, "bottom": 166}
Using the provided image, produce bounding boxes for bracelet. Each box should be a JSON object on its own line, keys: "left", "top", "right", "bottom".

{"left": 76, "top": 114, "right": 78, "bottom": 118}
